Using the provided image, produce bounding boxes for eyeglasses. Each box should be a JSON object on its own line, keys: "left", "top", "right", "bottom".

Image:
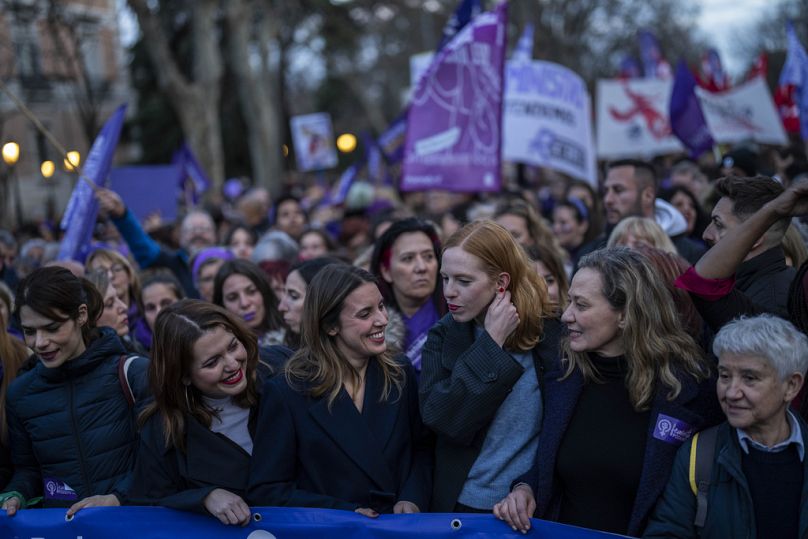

{"left": 98, "top": 264, "right": 127, "bottom": 275}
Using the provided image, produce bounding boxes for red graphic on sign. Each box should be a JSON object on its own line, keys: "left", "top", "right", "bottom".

{"left": 608, "top": 83, "right": 671, "bottom": 139}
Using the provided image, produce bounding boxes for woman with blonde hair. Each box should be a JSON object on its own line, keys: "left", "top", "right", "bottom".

{"left": 248, "top": 265, "right": 431, "bottom": 516}
{"left": 420, "top": 220, "right": 560, "bottom": 513}
{"left": 607, "top": 216, "right": 678, "bottom": 254}
{"left": 85, "top": 248, "right": 141, "bottom": 314}
{"left": 494, "top": 248, "right": 721, "bottom": 536}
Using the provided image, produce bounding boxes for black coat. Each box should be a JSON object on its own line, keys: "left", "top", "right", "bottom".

{"left": 418, "top": 314, "right": 562, "bottom": 512}
{"left": 247, "top": 358, "right": 432, "bottom": 513}
{"left": 124, "top": 347, "right": 292, "bottom": 513}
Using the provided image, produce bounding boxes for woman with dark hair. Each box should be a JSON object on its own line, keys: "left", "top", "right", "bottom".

{"left": 213, "top": 259, "right": 285, "bottom": 347}
{"left": 565, "top": 179, "right": 605, "bottom": 240}
{"left": 420, "top": 220, "right": 559, "bottom": 513}
{"left": 278, "top": 257, "right": 345, "bottom": 350}
{"left": 0, "top": 267, "right": 148, "bottom": 517}
{"left": 298, "top": 228, "right": 336, "bottom": 261}
{"left": 661, "top": 186, "right": 709, "bottom": 242}
{"left": 127, "top": 299, "right": 290, "bottom": 525}
{"left": 552, "top": 198, "right": 594, "bottom": 266}
{"left": 272, "top": 195, "right": 307, "bottom": 241}
{"left": 248, "top": 265, "right": 431, "bottom": 515}
{"left": 524, "top": 244, "right": 569, "bottom": 311}
{"left": 370, "top": 218, "right": 446, "bottom": 372}
{"left": 86, "top": 269, "right": 147, "bottom": 356}
{"left": 494, "top": 248, "right": 720, "bottom": 536}
{"left": 134, "top": 271, "right": 186, "bottom": 351}
{"left": 225, "top": 223, "right": 258, "bottom": 261}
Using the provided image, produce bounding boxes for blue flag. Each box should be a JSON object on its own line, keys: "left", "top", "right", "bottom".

{"left": 0, "top": 506, "right": 630, "bottom": 538}
{"left": 376, "top": 0, "right": 482, "bottom": 166}
{"left": 172, "top": 143, "right": 212, "bottom": 204}
{"left": 511, "top": 23, "right": 534, "bottom": 62}
{"left": 779, "top": 21, "right": 808, "bottom": 139}
{"left": 638, "top": 29, "right": 672, "bottom": 79}
{"left": 57, "top": 104, "right": 127, "bottom": 262}
{"left": 669, "top": 59, "right": 714, "bottom": 158}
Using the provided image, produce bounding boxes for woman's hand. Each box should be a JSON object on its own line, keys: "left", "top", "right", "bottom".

{"left": 203, "top": 488, "right": 251, "bottom": 526}
{"left": 95, "top": 188, "right": 126, "bottom": 219}
{"left": 393, "top": 500, "right": 420, "bottom": 513}
{"left": 493, "top": 484, "right": 536, "bottom": 533}
{"left": 66, "top": 493, "right": 120, "bottom": 518}
{"left": 355, "top": 507, "right": 379, "bottom": 518}
{"left": 484, "top": 290, "right": 520, "bottom": 347}
{"left": 1, "top": 496, "right": 21, "bottom": 517}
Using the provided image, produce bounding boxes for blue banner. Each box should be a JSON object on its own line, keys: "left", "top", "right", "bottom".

{"left": 0, "top": 507, "right": 629, "bottom": 538}
{"left": 779, "top": 21, "right": 808, "bottom": 139}
{"left": 110, "top": 165, "right": 184, "bottom": 222}
{"left": 669, "top": 59, "right": 714, "bottom": 158}
{"left": 57, "top": 104, "right": 127, "bottom": 262}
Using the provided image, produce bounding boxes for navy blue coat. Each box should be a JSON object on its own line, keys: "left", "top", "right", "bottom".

{"left": 644, "top": 419, "right": 808, "bottom": 538}
{"left": 247, "top": 358, "right": 432, "bottom": 513}
{"left": 4, "top": 329, "right": 148, "bottom": 506}
{"left": 125, "top": 346, "right": 292, "bottom": 514}
{"left": 518, "top": 355, "right": 723, "bottom": 536}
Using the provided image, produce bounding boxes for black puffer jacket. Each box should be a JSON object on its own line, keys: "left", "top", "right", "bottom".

{"left": 4, "top": 328, "right": 148, "bottom": 507}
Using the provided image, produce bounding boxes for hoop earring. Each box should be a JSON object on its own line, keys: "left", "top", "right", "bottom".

{"left": 184, "top": 384, "right": 192, "bottom": 411}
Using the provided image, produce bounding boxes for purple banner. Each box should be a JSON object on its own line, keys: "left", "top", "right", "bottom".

{"left": 172, "top": 143, "right": 212, "bottom": 204}
{"left": 57, "top": 104, "right": 127, "bottom": 262}
{"left": 669, "top": 59, "right": 714, "bottom": 158}
{"left": 401, "top": 2, "right": 507, "bottom": 192}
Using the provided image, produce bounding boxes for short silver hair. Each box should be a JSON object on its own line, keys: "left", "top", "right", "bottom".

{"left": 713, "top": 314, "right": 808, "bottom": 380}
{"left": 252, "top": 230, "right": 299, "bottom": 264}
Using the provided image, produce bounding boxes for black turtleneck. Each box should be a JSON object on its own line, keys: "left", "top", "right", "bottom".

{"left": 556, "top": 354, "right": 650, "bottom": 535}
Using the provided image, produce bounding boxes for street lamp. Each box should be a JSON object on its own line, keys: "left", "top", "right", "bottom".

{"left": 2, "top": 142, "right": 22, "bottom": 228}
{"left": 63, "top": 150, "right": 81, "bottom": 171}
{"left": 41, "top": 160, "right": 55, "bottom": 178}
{"left": 2, "top": 142, "right": 19, "bottom": 166}
{"left": 336, "top": 133, "right": 357, "bottom": 154}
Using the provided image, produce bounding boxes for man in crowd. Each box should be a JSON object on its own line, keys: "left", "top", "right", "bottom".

{"left": 578, "top": 159, "right": 706, "bottom": 264}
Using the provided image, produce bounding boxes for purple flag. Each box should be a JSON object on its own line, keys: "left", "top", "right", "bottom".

{"left": 669, "top": 60, "right": 714, "bottom": 158}
{"left": 172, "top": 143, "right": 212, "bottom": 204}
{"left": 401, "top": 2, "right": 508, "bottom": 192}
{"left": 619, "top": 55, "right": 642, "bottom": 79}
{"left": 779, "top": 21, "right": 808, "bottom": 139}
{"left": 376, "top": 0, "right": 482, "bottom": 166}
{"left": 638, "top": 29, "right": 672, "bottom": 80}
{"left": 58, "top": 104, "right": 127, "bottom": 262}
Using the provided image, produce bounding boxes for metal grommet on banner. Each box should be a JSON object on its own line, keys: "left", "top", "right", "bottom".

{"left": 65, "top": 512, "right": 74, "bottom": 522}
{"left": 450, "top": 518, "right": 462, "bottom": 530}
{"left": 253, "top": 512, "right": 263, "bottom": 522}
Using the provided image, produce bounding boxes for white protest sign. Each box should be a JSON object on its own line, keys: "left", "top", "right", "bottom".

{"left": 596, "top": 78, "right": 683, "bottom": 158}
{"left": 290, "top": 113, "right": 339, "bottom": 172}
{"left": 503, "top": 60, "right": 596, "bottom": 185}
{"left": 697, "top": 76, "right": 788, "bottom": 146}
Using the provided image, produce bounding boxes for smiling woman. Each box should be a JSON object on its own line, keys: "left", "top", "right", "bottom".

{"left": 126, "top": 299, "right": 290, "bottom": 526}
{"left": 0, "top": 267, "right": 149, "bottom": 519}
{"left": 248, "top": 265, "right": 432, "bottom": 516}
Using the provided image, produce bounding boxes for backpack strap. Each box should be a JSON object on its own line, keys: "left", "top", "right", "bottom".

{"left": 117, "top": 354, "right": 138, "bottom": 408}
{"left": 688, "top": 425, "right": 720, "bottom": 528}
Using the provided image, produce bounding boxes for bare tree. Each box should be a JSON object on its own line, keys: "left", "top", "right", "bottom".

{"left": 224, "top": 0, "right": 284, "bottom": 197}
{"left": 127, "top": 0, "right": 225, "bottom": 191}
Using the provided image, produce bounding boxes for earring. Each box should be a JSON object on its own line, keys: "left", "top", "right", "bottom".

{"left": 184, "top": 384, "right": 192, "bottom": 411}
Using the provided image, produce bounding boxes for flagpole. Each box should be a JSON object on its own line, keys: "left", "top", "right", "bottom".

{"left": 0, "top": 78, "right": 97, "bottom": 191}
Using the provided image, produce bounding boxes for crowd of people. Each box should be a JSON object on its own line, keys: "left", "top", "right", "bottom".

{"left": 0, "top": 144, "right": 808, "bottom": 538}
